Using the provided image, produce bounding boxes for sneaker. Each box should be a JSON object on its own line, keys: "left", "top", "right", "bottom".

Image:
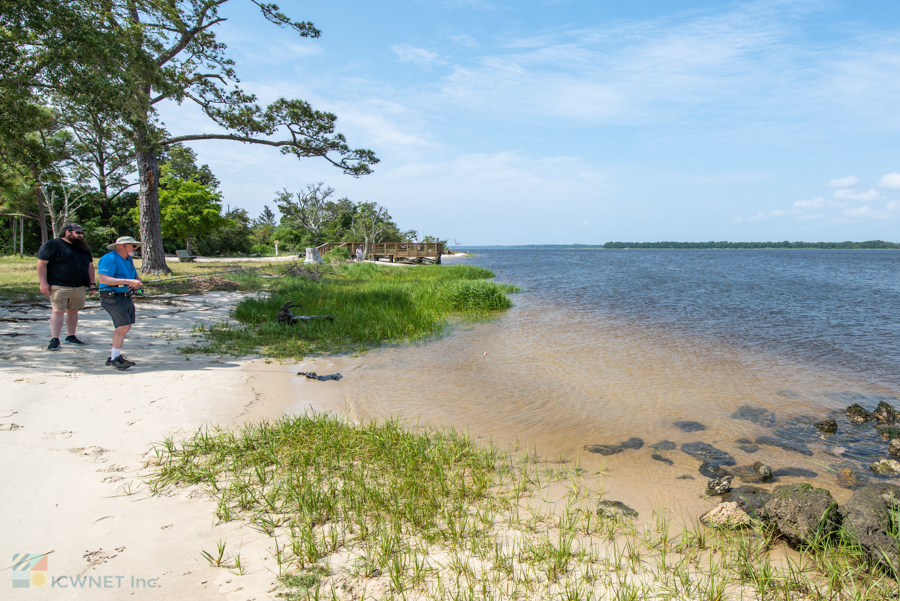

{"left": 63, "top": 335, "right": 85, "bottom": 346}
{"left": 107, "top": 356, "right": 136, "bottom": 370}
{"left": 47, "top": 338, "right": 60, "bottom": 351}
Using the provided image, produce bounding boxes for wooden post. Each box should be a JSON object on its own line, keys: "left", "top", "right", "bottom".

{"left": 19, "top": 216, "right": 24, "bottom": 256}
{"left": 11, "top": 217, "right": 16, "bottom": 255}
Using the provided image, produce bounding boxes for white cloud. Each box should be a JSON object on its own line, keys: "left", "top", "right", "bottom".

{"left": 450, "top": 34, "right": 480, "bottom": 48}
{"left": 826, "top": 176, "right": 858, "bottom": 188}
{"left": 731, "top": 217, "right": 743, "bottom": 224}
{"left": 748, "top": 211, "right": 766, "bottom": 221}
{"left": 391, "top": 44, "right": 446, "bottom": 69}
{"left": 793, "top": 196, "right": 824, "bottom": 209}
{"left": 879, "top": 172, "right": 900, "bottom": 189}
{"left": 769, "top": 209, "right": 787, "bottom": 217}
{"left": 833, "top": 188, "right": 883, "bottom": 201}
{"left": 842, "top": 205, "right": 888, "bottom": 219}
{"left": 887, "top": 200, "right": 900, "bottom": 210}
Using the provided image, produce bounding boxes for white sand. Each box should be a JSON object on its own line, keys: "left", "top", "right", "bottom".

{"left": 0, "top": 292, "right": 345, "bottom": 599}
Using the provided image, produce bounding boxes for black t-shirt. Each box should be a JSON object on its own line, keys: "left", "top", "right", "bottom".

{"left": 37, "top": 238, "right": 93, "bottom": 287}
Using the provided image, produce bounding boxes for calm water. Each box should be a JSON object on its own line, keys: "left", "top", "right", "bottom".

{"left": 300, "top": 250, "right": 900, "bottom": 515}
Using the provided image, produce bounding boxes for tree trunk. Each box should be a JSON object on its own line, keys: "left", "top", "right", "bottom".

{"left": 186, "top": 232, "right": 192, "bottom": 256}
{"left": 33, "top": 185, "right": 48, "bottom": 244}
{"left": 135, "top": 127, "right": 170, "bottom": 274}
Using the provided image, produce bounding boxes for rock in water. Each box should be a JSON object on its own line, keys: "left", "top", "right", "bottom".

{"left": 731, "top": 405, "right": 777, "bottom": 427}
{"left": 755, "top": 436, "right": 813, "bottom": 456}
{"left": 700, "top": 502, "right": 752, "bottom": 529}
{"left": 836, "top": 468, "right": 862, "bottom": 489}
{"left": 674, "top": 421, "right": 706, "bottom": 432}
{"left": 763, "top": 484, "right": 841, "bottom": 549}
{"left": 584, "top": 444, "right": 623, "bottom": 456}
{"left": 706, "top": 476, "right": 733, "bottom": 496}
{"left": 619, "top": 437, "right": 644, "bottom": 450}
{"left": 753, "top": 461, "right": 774, "bottom": 482}
{"left": 889, "top": 438, "right": 900, "bottom": 458}
{"left": 650, "top": 440, "right": 676, "bottom": 451}
{"left": 681, "top": 442, "right": 736, "bottom": 466}
{"left": 842, "top": 484, "right": 900, "bottom": 577}
{"left": 815, "top": 418, "right": 838, "bottom": 433}
{"left": 846, "top": 404, "right": 870, "bottom": 425}
{"left": 651, "top": 454, "right": 674, "bottom": 465}
{"left": 699, "top": 462, "right": 729, "bottom": 478}
{"left": 873, "top": 401, "right": 900, "bottom": 424}
{"left": 723, "top": 486, "right": 770, "bottom": 520}
{"left": 597, "top": 500, "right": 639, "bottom": 519}
{"left": 870, "top": 459, "right": 900, "bottom": 476}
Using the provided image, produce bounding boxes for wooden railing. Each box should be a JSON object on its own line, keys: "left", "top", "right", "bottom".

{"left": 316, "top": 241, "right": 444, "bottom": 263}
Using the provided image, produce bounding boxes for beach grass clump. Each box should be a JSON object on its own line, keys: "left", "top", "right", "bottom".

{"left": 147, "top": 414, "right": 899, "bottom": 600}
{"left": 189, "top": 262, "right": 519, "bottom": 357}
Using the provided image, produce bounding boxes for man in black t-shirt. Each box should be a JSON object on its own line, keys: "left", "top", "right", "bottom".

{"left": 36, "top": 224, "right": 96, "bottom": 351}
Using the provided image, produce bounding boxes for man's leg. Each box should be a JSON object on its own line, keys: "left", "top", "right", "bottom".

{"left": 111, "top": 324, "right": 131, "bottom": 351}
{"left": 65, "top": 309, "right": 79, "bottom": 336}
{"left": 49, "top": 310, "right": 64, "bottom": 338}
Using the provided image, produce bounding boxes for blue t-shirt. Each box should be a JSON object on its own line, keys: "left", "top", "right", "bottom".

{"left": 98, "top": 251, "right": 137, "bottom": 293}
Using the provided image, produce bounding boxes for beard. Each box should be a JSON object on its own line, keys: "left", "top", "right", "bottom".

{"left": 63, "top": 234, "right": 91, "bottom": 254}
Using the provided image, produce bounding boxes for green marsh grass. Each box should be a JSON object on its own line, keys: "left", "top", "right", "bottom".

{"left": 190, "top": 262, "right": 520, "bottom": 357}
{"left": 148, "top": 413, "right": 900, "bottom": 600}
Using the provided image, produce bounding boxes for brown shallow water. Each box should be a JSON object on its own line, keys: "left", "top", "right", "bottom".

{"left": 290, "top": 301, "right": 900, "bottom": 521}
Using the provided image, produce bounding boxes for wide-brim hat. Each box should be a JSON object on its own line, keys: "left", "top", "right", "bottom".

{"left": 107, "top": 236, "right": 144, "bottom": 251}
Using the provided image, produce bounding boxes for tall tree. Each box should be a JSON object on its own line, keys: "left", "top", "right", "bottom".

{"left": 99, "top": 1, "right": 378, "bottom": 273}
{"left": 274, "top": 182, "right": 341, "bottom": 246}
{"left": 157, "top": 179, "right": 228, "bottom": 256}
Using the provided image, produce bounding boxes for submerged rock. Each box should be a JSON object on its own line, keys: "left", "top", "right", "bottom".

{"left": 699, "top": 462, "right": 729, "bottom": 479}
{"left": 764, "top": 484, "right": 841, "bottom": 549}
{"left": 730, "top": 465, "right": 762, "bottom": 483}
{"left": 815, "top": 418, "right": 838, "bottom": 434}
{"left": 681, "top": 442, "right": 736, "bottom": 466}
{"left": 723, "top": 486, "right": 770, "bottom": 520}
{"left": 650, "top": 440, "right": 676, "bottom": 452}
{"left": 772, "top": 467, "right": 818, "bottom": 478}
{"left": 731, "top": 405, "right": 777, "bottom": 427}
{"left": 735, "top": 438, "right": 760, "bottom": 454}
{"left": 872, "top": 401, "right": 900, "bottom": 424}
{"left": 755, "top": 436, "right": 813, "bottom": 456}
{"left": 584, "top": 444, "right": 622, "bottom": 456}
{"left": 889, "top": 438, "right": 900, "bottom": 458}
{"left": 846, "top": 404, "right": 870, "bottom": 425}
{"left": 842, "top": 484, "right": 900, "bottom": 577}
{"left": 879, "top": 427, "right": 900, "bottom": 441}
{"left": 700, "top": 502, "right": 753, "bottom": 529}
{"left": 674, "top": 421, "right": 707, "bottom": 432}
{"left": 597, "top": 500, "right": 638, "bottom": 519}
{"left": 833, "top": 466, "right": 866, "bottom": 489}
{"left": 753, "top": 461, "right": 774, "bottom": 482}
{"left": 651, "top": 454, "right": 674, "bottom": 465}
{"left": 870, "top": 459, "right": 900, "bottom": 476}
{"left": 707, "top": 476, "right": 733, "bottom": 496}
{"left": 676, "top": 475, "right": 695, "bottom": 480}
{"left": 620, "top": 437, "right": 644, "bottom": 450}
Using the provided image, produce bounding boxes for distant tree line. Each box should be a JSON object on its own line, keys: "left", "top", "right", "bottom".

{"left": 601, "top": 241, "right": 900, "bottom": 249}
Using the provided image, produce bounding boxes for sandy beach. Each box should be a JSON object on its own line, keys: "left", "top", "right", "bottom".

{"left": 1, "top": 291, "right": 350, "bottom": 599}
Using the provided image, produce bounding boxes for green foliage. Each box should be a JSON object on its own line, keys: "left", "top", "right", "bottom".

{"left": 441, "top": 279, "right": 519, "bottom": 311}
{"left": 191, "top": 263, "right": 517, "bottom": 358}
{"left": 83, "top": 226, "right": 117, "bottom": 255}
{"left": 152, "top": 179, "right": 229, "bottom": 254}
{"left": 160, "top": 144, "right": 220, "bottom": 189}
{"left": 196, "top": 207, "right": 252, "bottom": 256}
{"left": 323, "top": 246, "right": 350, "bottom": 263}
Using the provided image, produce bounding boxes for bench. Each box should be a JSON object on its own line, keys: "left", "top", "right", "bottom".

{"left": 176, "top": 249, "right": 196, "bottom": 263}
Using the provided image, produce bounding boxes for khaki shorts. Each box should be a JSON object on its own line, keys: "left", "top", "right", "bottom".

{"left": 49, "top": 286, "right": 87, "bottom": 311}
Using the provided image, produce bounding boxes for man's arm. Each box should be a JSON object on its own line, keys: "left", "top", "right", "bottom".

{"left": 37, "top": 260, "right": 50, "bottom": 296}
{"left": 98, "top": 274, "right": 142, "bottom": 290}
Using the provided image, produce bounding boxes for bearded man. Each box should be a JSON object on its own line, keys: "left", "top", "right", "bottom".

{"left": 36, "top": 224, "right": 96, "bottom": 351}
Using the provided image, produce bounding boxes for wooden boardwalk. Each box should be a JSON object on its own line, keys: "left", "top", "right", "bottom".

{"left": 317, "top": 242, "right": 444, "bottom": 264}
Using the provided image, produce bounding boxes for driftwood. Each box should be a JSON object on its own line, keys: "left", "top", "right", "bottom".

{"left": 297, "top": 372, "right": 343, "bottom": 381}
{"left": 276, "top": 300, "right": 334, "bottom": 325}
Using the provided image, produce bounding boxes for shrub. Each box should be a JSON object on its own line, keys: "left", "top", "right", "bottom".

{"left": 324, "top": 246, "right": 350, "bottom": 263}
{"left": 441, "top": 279, "right": 516, "bottom": 311}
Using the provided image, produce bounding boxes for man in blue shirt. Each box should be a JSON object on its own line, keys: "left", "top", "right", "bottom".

{"left": 97, "top": 236, "right": 144, "bottom": 370}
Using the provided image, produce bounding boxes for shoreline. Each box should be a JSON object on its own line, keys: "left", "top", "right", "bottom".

{"left": 0, "top": 292, "right": 342, "bottom": 599}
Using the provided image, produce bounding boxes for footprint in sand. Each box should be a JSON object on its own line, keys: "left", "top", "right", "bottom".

{"left": 43, "top": 430, "right": 74, "bottom": 440}
{"left": 67, "top": 446, "right": 109, "bottom": 461}
{"left": 0, "top": 423, "right": 23, "bottom": 431}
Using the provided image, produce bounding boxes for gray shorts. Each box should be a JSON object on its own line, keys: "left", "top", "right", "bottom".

{"left": 100, "top": 294, "right": 136, "bottom": 328}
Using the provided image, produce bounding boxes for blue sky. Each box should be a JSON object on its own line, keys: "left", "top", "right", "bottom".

{"left": 157, "top": 0, "right": 900, "bottom": 244}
